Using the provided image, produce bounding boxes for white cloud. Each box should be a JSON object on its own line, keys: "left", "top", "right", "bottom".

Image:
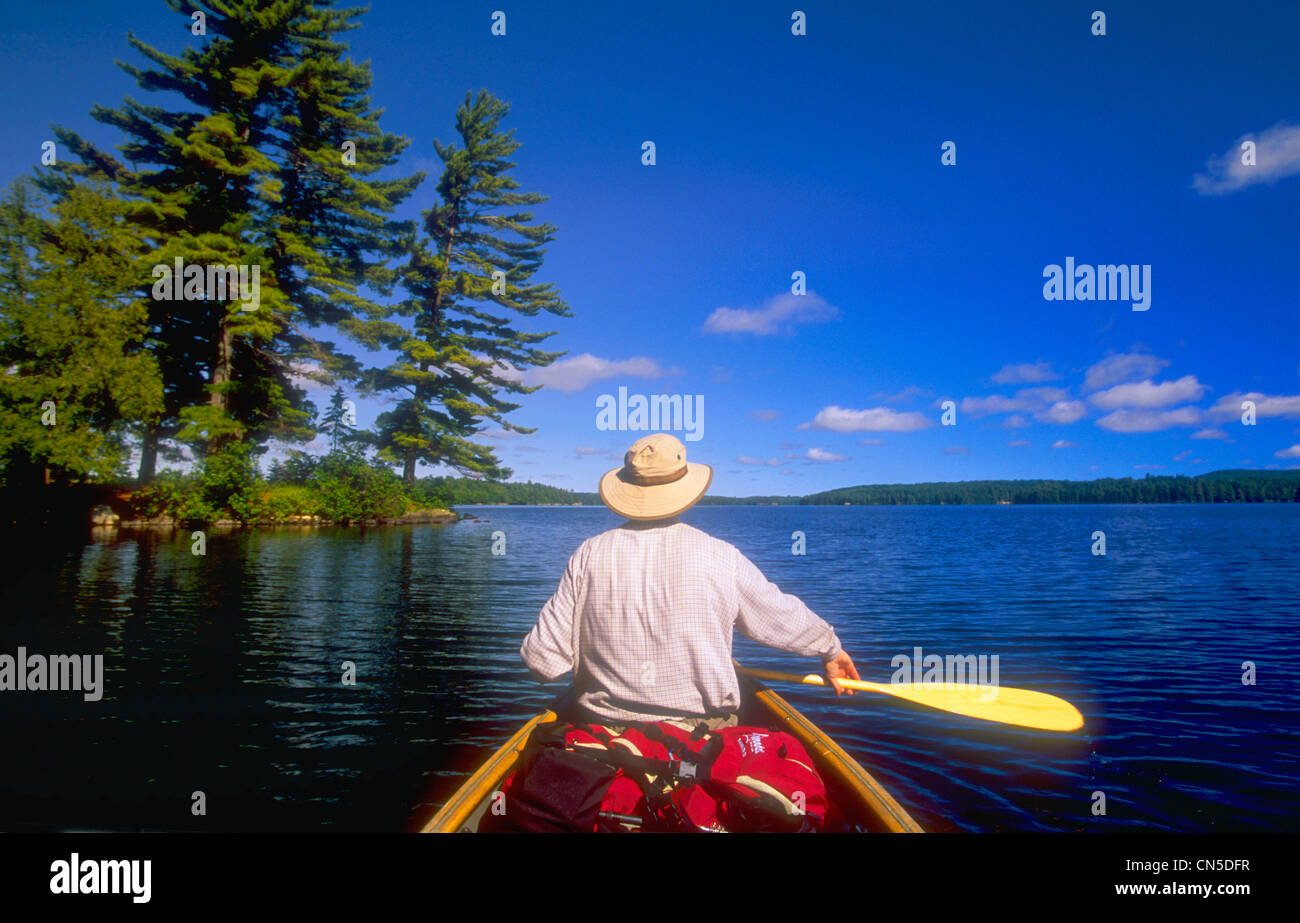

{"left": 750, "top": 409, "right": 781, "bottom": 421}
{"left": 960, "top": 388, "right": 1070, "bottom": 418}
{"left": 857, "top": 438, "right": 886, "bottom": 445}
{"left": 1191, "top": 428, "right": 1231, "bottom": 441}
{"left": 804, "top": 447, "right": 849, "bottom": 462}
{"left": 943, "top": 446, "right": 970, "bottom": 455}
{"left": 1001, "top": 414, "right": 1030, "bottom": 429}
{"left": 574, "top": 446, "right": 608, "bottom": 456}
{"left": 1035, "top": 401, "right": 1087, "bottom": 424}
{"left": 737, "top": 455, "right": 782, "bottom": 466}
{"left": 1007, "top": 439, "right": 1032, "bottom": 447}
{"left": 1174, "top": 449, "right": 1193, "bottom": 462}
{"left": 490, "top": 361, "right": 526, "bottom": 384}
{"left": 1083, "top": 352, "right": 1170, "bottom": 391}
{"left": 1206, "top": 392, "right": 1300, "bottom": 422}
{"left": 960, "top": 394, "right": 1028, "bottom": 416}
{"left": 1094, "top": 406, "right": 1201, "bottom": 432}
{"left": 529, "top": 354, "right": 671, "bottom": 393}
{"left": 1193, "top": 122, "right": 1300, "bottom": 196}
{"left": 1088, "top": 375, "right": 1207, "bottom": 410}
{"left": 704, "top": 292, "right": 838, "bottom": 335}
{"left": 1051, "top": 440, "right": 1079, "bottom": 449}
{"left": 479, "top": 427, "right": 530, "bottom": 440}
{"left": 990, "top": 361, "right": 1059, "bottom": 384}
{"left": 799, "top": 405, "right": 930, "bottom": 432}
{"left": 1275, "top": 445, "right": 1300, "bottom": 459}
{"left": 287, "top": 360, "right": 332, "bottom": 394}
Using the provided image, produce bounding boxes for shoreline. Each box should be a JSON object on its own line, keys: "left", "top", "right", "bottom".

{"left": 91, "top": 507, "right": 460, "bottom": 531}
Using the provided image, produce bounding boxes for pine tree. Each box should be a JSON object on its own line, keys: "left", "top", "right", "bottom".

{"left": 0, "top": 178, "right": 163, "bottom": 487}
{"left": 365, "top": 90, "right": 571, "bottom": 483}
{"left": 320, "top": 386, "right": 357, "bottom": 455}
{"left": 45, "top": 0, "right": 422, "bottom": 477}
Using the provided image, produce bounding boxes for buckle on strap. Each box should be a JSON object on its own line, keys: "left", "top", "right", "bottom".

{"left": 668, "top": 756, "right": 698, "bottom": 781}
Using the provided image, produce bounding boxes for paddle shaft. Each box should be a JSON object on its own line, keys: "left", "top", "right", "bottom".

{"left": 739, "top": 665, "right": 888, "bottom": 694}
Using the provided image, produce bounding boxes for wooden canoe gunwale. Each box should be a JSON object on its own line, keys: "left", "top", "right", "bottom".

{"left": 421, "top": 708, "right": 557, "bottom": 833}
{"left": 420, "top": 675, "right": 922, "bottom": 833}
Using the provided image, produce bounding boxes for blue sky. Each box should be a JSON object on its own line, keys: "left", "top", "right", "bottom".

{"left": 4, "top": 1, "right": 1299, "bottom": 494}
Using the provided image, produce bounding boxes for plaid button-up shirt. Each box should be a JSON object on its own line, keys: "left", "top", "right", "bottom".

{"left": 520, "top": 518, "right": 842, "bottom": 723}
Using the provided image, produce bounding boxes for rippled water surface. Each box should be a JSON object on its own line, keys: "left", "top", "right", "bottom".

{"left": 2, "top": 504, "right": 1297, "bottom": 831}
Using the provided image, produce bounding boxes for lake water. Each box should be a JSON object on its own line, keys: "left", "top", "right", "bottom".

{"left": 1, "top": 504, "right": 1297, "bottom": 832}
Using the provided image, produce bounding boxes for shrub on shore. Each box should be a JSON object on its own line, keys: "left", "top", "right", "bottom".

{"left": 313, "top": 455, "right": 408, "bottom": 524}
{"left": 119, "top": 449, "right": 438, "bottom": 525}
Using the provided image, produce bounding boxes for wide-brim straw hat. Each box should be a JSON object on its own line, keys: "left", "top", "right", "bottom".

{"left": 599, "top": 433, "right": 713, "bottom": 521}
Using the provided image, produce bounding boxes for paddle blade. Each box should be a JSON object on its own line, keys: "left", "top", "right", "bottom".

{"left": 770, "top": 668, "right": 1084, "bottom": 732}
{"left": 872, "top": 682, "right": 1084, "bottom": 732}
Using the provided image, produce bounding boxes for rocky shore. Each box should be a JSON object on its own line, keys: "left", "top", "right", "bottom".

{"left": 89, "top": 504, "right": 459, "bottom": 530}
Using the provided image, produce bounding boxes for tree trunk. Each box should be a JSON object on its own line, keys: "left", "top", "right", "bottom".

{"left": 138, "top": 427, "right": 159, "bottom": 484}
{"left": 406, "top": 202, "right": 458, "bottom": 486}
{"left": 210, "top": 316, "right": 234, "bottom": 412}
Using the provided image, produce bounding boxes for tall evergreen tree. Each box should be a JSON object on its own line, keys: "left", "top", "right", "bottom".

{"left": 365, "top": 90, "right": 571, "bottom": 483}
{"left": 0, "top": 178, "right": 163, "bottom": 487}
{"left": 320, "top": 386, "right": 358, "bottom": 454}
{"left": 44, "top": 0, "right": 422, "bottom": 478}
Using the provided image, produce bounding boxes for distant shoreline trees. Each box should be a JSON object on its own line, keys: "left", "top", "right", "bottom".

{"left": 431, "top": 470, "right": 1300, "bottom": 507}
{"left": 798, "top": 471, "right": 1300, "bottom": 505}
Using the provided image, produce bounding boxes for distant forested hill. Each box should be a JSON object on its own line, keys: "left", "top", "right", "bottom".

{"left": 800, "top": 470, "right": 1300, "bottom": 506}
{"left": 435, "top": 470, "right": 1300, "bottom": 506}
{"left": 418, "top": 477, "right": 597, "bottom": 506}
{"left": 802, "top": 471, "right": 1300, "bottom": 505}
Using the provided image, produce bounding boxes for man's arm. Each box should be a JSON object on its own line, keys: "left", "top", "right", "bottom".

{"left": 733, "top": 549, "right": 860, "bottom": 694}
{"left": 520, "top": 545, "right": 583, "bottom": 682}
{"left": 733, "top": 550, "right": 842, "bottom": 659}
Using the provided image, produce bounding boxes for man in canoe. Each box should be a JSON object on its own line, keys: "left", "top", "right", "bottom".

{"left": 520, "top": 432, "right": 861, "bottom": 731}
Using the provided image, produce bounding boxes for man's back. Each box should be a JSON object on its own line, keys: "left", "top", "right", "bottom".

{"left": 521, "top": 518, "right": 842, "bottom": 723}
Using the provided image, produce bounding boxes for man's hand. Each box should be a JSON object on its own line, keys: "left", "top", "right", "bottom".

{"left": 824, "top": 650, "right": 860, "bottom": 696}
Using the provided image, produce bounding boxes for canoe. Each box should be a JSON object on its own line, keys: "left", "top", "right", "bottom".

{"left": 421, "top": 669, "right": 923, "bottom": 833}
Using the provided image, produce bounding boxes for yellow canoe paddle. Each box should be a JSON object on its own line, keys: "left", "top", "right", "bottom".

{"left": 736, "top": 665, "right": 1084, "bottom": 732}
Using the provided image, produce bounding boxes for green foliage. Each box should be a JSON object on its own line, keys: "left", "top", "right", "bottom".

{"left": 196, "top": 442, "right": 263, "bottom": 522}
{"left": 416, "top": 476, "right": 588, "bottom": 506}
{"left": 406, "top": 477, "right": 451, "bottom": 509}
{"left": 260, "top": 485, "right": 320, "bottom": 521}
{"left": 0, "top": 178, "right": 163, "bottom": 487}
{"left": 126, "top": 470, "right": 192, "bottom": 520}
{"left": 312, "top": 454, "right": 409, "bottom": 524}
{"left": 266, "top": 449, "right": 320, "bottom": 486}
